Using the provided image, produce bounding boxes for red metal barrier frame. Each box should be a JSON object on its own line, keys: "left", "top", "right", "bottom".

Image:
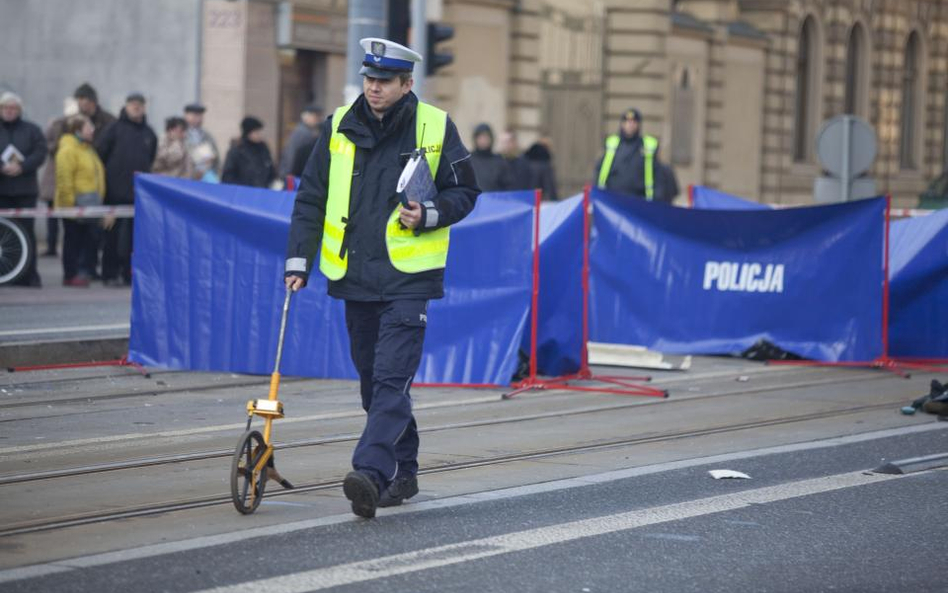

{"left": 414, "top": 189, "right": 546, "bottom": 390}
{"left": 769, "top": 194, "right": 948, "bottom": 378}
{"left": 503, "top": 186, "right": 668, "bottom": 400}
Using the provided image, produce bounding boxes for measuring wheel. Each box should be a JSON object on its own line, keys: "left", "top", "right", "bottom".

{"left": 230, "top": 430, "right": 270, "bottom": 514}
{"left": 229, "top": 288, "right": 297, "bottom": 515}
{"left": 0, "top": 217, "right": 31, "bottom": 286}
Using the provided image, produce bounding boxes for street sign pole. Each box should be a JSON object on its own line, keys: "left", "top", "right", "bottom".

{"left": 411, "top": 0, "right": 427, "bottom": 100}
{"left": 841, "top": 115, "right": 851, "bottom": 202}
{"left": 346, "top": 0, "right": 388, "bottom": 104}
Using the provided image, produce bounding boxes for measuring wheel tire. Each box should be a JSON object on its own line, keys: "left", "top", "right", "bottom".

{"left": 0, "top": 217, "right": 32, "bottom": 286}
{"left": 230, "top": 430, "right": 269, "bottom": 514}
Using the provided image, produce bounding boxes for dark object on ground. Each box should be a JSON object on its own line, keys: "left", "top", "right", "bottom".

{"left": 901, "top": 380, "right": 948, "bottom": 415}
{"left": 739, "top": 339, "right": 803, "bottom": 362}
{"left": 511, "top": 349, "right": 530, "bottom": 383}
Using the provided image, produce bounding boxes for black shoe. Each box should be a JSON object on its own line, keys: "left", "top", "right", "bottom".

{"left": 13, "top": 272, "right": 42, "bottom": 288}
{"left": 378, "top": 475, "right": 419, "bottom": 508}
{"left": 343, "top": 471, "right": 379, "bottom": 519}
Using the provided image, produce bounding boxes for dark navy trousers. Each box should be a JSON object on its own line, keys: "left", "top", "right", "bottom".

{"left": 345, "top": 299, "right": 427, "bottom": 489}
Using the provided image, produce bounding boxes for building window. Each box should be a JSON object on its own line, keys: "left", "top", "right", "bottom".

{"left": 671, "top": 67, "right": 694, "bottom": 167}
{"left": 844, "top": 23, "right": 867, "bottom": 116}
{"left": 900, "top": 31, "right": 922, "bottom": 170}
{"left": 942, "top": 87, "right": 948, "bottom": 168}
{"left": 794, "top": 16, "right": 820, "bottom": 162}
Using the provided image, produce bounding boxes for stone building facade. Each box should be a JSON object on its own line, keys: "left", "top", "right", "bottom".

{"left": 421, "top": 0, "right": 946, "bottom": 206}
{"left": 463, "top": 0, "right": 947, "bottom": 205}
{"left": 13, "top": 0, "right": 939, "bottom": 205}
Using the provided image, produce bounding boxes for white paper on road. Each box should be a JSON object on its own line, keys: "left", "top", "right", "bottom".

{"left": 709, "top": 469, "right": 751, "bottom": 479}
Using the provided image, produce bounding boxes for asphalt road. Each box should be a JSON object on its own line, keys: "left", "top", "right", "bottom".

{"left": 4, "top": 423, "right": 945, "bottom": 593}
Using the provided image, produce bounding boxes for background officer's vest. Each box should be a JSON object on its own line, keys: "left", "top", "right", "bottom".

{"left": 320, "top": 101, "right": 448, "bottom": 280}
{"left": 597, "top": 134, "right": 659, "bottom": 200}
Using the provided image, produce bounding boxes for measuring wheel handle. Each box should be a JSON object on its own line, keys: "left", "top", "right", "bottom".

{"left": 230, "top": 288, "right": 297, "bottom": 514}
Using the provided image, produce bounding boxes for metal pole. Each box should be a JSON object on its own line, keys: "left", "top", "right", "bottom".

{"left": 411, "top": 0, "right": 427, "bottom": 100}
{"left": 841, "top": 115, "right": 852, "bottom": 202}
{"left": 346, "top": 0, "right": 388, "bottom": 104}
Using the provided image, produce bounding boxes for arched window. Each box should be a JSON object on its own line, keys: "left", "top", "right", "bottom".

{"left": 794, "top": 16, "right": 820, "bottom": 162}
{"left": 900, "top": 31, "right": 923, "bottom": 170}
{"left": 844, "top": 23, "right": 867, "bottom": 116}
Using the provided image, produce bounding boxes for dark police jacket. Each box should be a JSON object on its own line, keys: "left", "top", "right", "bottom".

{"left": 285, "top": 92, "right": 480, "bottom": 301}
{"left": 593, "top": 132, "right": 678, "bottom": 204}
{"left": 95, "top": 108, "right": 157, "bottom": 204}
{"left": 594, "top": 132, "right": 647, "bottom": 198}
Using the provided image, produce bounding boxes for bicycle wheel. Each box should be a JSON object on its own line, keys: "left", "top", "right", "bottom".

{"left": 0, "top": 217, "right": 30, "bottom": 286}
{"left": 230, "top": 430, "right": 269, "bottom": 514}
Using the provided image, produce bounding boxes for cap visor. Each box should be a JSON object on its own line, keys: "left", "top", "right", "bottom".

{"left": 360, "top": 65, "right": 402, "bottom": 79}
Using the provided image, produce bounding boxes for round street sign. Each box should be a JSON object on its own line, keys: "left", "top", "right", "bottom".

{"left": 816, "top": 115, "right": 876, "bottom": 178}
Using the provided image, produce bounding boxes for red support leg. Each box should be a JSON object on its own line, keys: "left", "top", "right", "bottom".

{"left": 504, "top": 185, "right": 668, "bottom": 400}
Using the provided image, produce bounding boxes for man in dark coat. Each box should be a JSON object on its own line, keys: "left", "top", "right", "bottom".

{"left": 289, "top": 133, "right": 318, "bottom": 179}
{"left": 284, "top": 37, "right": 479, "bottom": 519}
{"left": 74, "top": 83, "right": 116, "bottom": 144}
{"left": 1, "top": 92, "right": 47, "bottom": 286}
{"left": 95, "top": 92, "right": 157, "bottom": 286}
{"left": 221, "top": 117, "right": 276, "bottom": 188}
{"left": 524, "top": 140, "right": 559, "bottom": 201}
{"left": 469, "top": 122, "right": 512, "bottom": 192}
{"left": 279, "top": 104, "right": 322, "bottom": 179}
{"left": 654, "top": 161, "right": 680, "bottom": 204}
{"left": 497, "top": 128, "right": 533, "bottom": 191}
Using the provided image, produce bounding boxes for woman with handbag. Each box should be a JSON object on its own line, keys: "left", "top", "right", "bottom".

{"left": 55, "top": 114, "right": 105, "bottom": 287}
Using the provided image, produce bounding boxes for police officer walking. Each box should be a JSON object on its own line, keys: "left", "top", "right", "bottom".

{"left": 284, "top": 38, "right": 480, "bottom": 518}
{"left": 594, "top": 108, "right": 677, "bottom": 203}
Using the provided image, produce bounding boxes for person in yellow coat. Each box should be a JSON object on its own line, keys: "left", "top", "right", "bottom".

{"left": 55, "top": 114, "right": 106, "bottom": 286}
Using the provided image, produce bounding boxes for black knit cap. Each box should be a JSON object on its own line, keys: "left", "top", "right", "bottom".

{"left": 241, "top": 116, "right": 264, "bottom": 136}
{"left": 74, "top": 83, "right": 98, "bottom": 102}
{"left": 622, "top": 108, "right": 642, "bottom": 122}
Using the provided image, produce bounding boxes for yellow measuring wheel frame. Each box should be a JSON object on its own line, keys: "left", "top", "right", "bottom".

{"left": 230, "top": 288, "right": 296, "bottom": 514}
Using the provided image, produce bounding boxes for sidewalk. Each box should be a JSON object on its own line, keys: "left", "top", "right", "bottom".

{"left": 0, "top": 255, "right": 130, "bottom": 366}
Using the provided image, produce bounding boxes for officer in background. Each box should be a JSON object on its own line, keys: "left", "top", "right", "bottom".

{"left": 594, "top": 108, "right": 677, "bottom": 203}
{"left": 284, "top": 38, "right": 480, "bottom": 519}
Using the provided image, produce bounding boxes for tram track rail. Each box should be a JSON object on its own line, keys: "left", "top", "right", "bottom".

{"left": 0, "top": 376, "right": 314, "bottom": 410}
{"left": 0, "top": 369, "right": 891, "bottom": 477}
{"left": 0, "top": 361, "right": 858, "bottom": 410}
{"left": 0, "top": 392, "right": 910, "bottom": 538}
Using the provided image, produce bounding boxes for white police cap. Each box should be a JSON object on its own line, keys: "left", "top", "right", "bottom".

{"left": 359, "top": 37, "right": 423, "bottom": 79}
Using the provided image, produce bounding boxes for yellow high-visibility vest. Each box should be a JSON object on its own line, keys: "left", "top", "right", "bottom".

{"left": 596, "top": 134, "right": 659, "bottom": 200}
{"left": 320, "top": 101, "right": 449, "bottom": 280}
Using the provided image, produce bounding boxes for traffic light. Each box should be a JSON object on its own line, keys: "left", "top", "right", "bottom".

{"left": 426, "top": 22, "right": 454, "bottom": 76}
{"left": 387, "top": 0, "right": 409, "bottom": 45}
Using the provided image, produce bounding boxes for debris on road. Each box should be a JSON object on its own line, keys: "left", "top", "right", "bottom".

{"left": 709, "top": 469, "right": 751, "bottom": 480}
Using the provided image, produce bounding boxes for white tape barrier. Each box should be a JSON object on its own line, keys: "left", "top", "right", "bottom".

{"left": 890, "top": 208, "right": 934, "bottom": 218}
{"left": 0, "top": 205, "right": 135, "bottom": 218}
{"left": 2, "top": 204, "right": 934, "bottom": 219}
